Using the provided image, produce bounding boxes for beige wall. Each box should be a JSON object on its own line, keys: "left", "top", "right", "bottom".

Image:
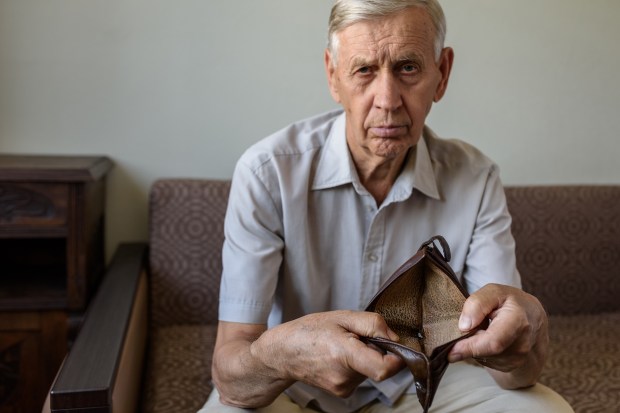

{"left": 1, "top": 0, "right": 619, "bottom": 259}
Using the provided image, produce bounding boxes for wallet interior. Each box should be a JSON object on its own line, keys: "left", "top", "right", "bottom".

{"left": 370, "top": 259, "right": 466, "bottom": 357}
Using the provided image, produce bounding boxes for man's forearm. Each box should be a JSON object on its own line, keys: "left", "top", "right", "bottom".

{"left": 211, "top": 336, "right": 294, "bottom": 408}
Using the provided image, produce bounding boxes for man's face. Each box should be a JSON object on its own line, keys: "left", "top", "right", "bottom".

{"left": 325, "top": 7, "right": 453, "bottom": 164}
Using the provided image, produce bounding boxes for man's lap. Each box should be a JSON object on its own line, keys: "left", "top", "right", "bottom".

{"left": 198, "top": 362, "right": 573, "bottom": 413}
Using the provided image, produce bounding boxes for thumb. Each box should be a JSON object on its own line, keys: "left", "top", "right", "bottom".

{"left": 459, "top": 284, "right": 507, "bottom": 332}
{"left": 338, "top": 311, "right": 400, "bottom": 342}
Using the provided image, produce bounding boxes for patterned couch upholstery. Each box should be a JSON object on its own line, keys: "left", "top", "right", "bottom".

{"left": 505, "top": 186, "right": 620, "bottom": 413}
{"left": 46, "top": 181, "right": 620, "bottom": 413}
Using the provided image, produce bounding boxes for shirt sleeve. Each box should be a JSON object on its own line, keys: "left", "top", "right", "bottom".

{"left": 218, "top": 159, "right": 284, "bottom": 324}
{"left": 462, "top": 164, "right": 522, "bottom": 293}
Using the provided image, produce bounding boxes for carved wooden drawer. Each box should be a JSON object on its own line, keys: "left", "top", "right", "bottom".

{"left": 0, "top": 183, "right": 69, "bottom": 231}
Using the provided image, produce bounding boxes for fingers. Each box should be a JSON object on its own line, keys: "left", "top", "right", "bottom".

{"left": 323, "top": 311, "right": 405, "bottom": 383}
{"left": 449, "top": 327, "right": 526, "bottom": 371}
{"left": 449, "top": 284, "right": 547, "bottom": 371}
{"left": 346, "top": 337, "right": 405, "bottom": 382}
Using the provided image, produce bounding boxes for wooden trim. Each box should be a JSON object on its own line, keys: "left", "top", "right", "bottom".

{"left": 0, "top": 155, "right": 113, "bottom": 182}
{"left": 49, "top": 243, "right": 148, "bottom": 412}
{"left": 111, "top": 269, "right": 148, "bottom": 413}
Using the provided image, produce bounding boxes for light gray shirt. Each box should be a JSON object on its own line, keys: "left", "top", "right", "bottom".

{"left": 219, "top": 109, "right": 520, "bottom": 412}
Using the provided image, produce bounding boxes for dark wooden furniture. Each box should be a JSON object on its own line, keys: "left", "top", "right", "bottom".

{"left": 0, "top": 155, "right": 112, "bottom": 413}
{"left": 46, "top": 179, "right": 229, "bottom": 413}
{"left": 47, "top": 243, "right": 148, "bottom": 413}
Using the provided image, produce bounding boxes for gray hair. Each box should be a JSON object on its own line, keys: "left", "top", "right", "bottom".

{"left": 327, "top": 0, "right": 447, "bottom": 64}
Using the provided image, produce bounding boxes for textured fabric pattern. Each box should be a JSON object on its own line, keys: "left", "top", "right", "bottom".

{"left": 142, "top": 325, "right": 216, "bottom": 413}
{"left": 542, "top": 313, "right": 620, "bottom": 413}
{"left": 149, "top": 179, "right": 231, "bottom": 327}
{"left": 505, "top": 186, "right": 620, "bottom": 315}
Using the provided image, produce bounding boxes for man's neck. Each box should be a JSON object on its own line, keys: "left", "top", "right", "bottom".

{"left": 353, "top": 151, "right": 409, "bottom": 206}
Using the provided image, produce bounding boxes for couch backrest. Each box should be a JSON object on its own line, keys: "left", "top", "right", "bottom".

{"left": 505, "top": 185, "right": 620, "bottom": 315}
{"left": 149, "top": 179, "right": 230, "bottom": 327}
{"left": 148, "top": 180, "right": 619, "bottom": 327}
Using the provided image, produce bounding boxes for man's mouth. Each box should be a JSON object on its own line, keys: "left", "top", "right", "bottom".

{"left": 368, "top": 125, "right": 407, "bottom": 138}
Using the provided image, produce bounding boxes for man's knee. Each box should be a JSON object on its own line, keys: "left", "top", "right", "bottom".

{"left": 197, "top": 389, "right": 243, "bottom": 413}
{"left": 485, "top": 384, "right": 574, "bottom": 413}
{"left": 516, "top": 384, "right": 574, "bottom": 412}
{"left": 197, "top": 388, "right": 316, "bottom": 413}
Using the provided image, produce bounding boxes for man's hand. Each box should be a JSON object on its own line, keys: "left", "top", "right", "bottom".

{"left": 448, "top": 283, "right": 549, "bottom": 389}
{"left": 253, "top": 310, "right": 404, "bottom": 396}
{"left": 212, "top": 310, "right": 404, "bottom": 408}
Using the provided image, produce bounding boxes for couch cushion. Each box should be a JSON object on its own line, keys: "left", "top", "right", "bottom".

{"left": 149, "top": 179, "right": 231, "bottom": 327}
{"left": 142, "top": 325, "right": 216, "bottom": 413}
{"left": 505, "top": 186, "right": 620, "bottom": 315}
{"left": 541, "top": 312, "right": 620, "bottom": 412}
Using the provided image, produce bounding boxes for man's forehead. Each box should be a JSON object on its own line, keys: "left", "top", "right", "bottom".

{"left": 336, "top": 7, "right": 435, "bottom": 61}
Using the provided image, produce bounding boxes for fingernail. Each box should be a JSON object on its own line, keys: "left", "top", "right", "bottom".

{"left": 448, "top": 353, "right": 463, "bottom": 363}
{"left": 387, "top": 329, "right": 400, "bottom": 342}
{"left": 459, "top": 316, "right": 472, "bottom": 331}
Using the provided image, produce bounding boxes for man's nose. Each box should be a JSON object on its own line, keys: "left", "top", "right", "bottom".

{"left": 373, "top": 73, "right": 403, "bottom": 111}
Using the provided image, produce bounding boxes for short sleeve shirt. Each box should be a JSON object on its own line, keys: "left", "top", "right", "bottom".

{"left": 218, "top": 109, "right": 520, "bottom": 411}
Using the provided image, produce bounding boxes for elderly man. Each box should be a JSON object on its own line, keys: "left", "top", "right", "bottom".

{"left": 201, "top": 1, "right": 573, "bottom": 412}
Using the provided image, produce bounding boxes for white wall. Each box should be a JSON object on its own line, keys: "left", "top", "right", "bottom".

{"left": 1, "top": 1, "right": 619, "bottom": 259}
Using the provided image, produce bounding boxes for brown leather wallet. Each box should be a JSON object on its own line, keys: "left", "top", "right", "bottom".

{"left": 365, "top": 236, "right": 484, "bottom": 412}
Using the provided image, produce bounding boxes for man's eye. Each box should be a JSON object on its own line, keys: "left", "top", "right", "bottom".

{"left": 401, "top": 64, "right": 418, "bottom": 73}
{"left": 357, "top": 66, "right": 371, "bottom": 74}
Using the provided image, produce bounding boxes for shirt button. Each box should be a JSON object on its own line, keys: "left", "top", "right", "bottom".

{"left": 368, "top": 254, "right": 378, "bottom": 262}
{"left": 367, "top": 205, "right": 374, "bottom": 213}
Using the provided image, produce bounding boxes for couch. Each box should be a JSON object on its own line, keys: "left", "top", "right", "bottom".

{"left": 45, "top": 180, "right": 620, "bottom": 413}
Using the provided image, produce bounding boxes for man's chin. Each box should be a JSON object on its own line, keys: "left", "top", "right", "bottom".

{"left": 370, "top": 141, "right": 411, "bottom": 160}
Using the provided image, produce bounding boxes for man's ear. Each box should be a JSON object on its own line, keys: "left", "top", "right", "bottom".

{"left": 433, "top": 47, "right": 454, "bottom": 102}
{"left": 324, "top": 48, "right": 341, "bottom": 103}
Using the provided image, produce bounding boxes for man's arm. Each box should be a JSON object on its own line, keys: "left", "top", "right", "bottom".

{"left": 211, "top": 310, "right": 405, "bottom": 408}
{"left": 448, "top": 284, "right": 549, "bottom": 389}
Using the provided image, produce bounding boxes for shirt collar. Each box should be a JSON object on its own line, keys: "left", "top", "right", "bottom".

{"left": 312, "top": 112, "right": 356, "bottom": 190}
{"left": 410, "top": 125, "right": 441, "bottom": 200}
{"left": 312, "top": 112, "right": 440, "bottom": 201}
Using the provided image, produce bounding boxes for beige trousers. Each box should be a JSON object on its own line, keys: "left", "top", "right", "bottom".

{"left": 199, "top": 362, "right": 573, "bottom": 413}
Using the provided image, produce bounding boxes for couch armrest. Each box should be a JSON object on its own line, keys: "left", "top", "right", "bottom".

{"left": 48, "top": 243, "right": 149, "bottom": 413}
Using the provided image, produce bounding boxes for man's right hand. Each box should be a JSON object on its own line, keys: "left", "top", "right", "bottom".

{"left": 211, "top": 310, "right": 404, "bottom": 408}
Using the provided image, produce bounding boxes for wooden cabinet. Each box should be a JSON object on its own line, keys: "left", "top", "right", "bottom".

{"left": 0, "top": 155, "right": 112, "bottom": 412}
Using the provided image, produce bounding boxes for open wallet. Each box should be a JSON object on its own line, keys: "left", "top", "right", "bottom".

{"left": 364, "top": 235, "right": 487, "bottom": 412}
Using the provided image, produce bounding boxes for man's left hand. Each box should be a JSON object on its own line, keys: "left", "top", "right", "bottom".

{"left": 448, "top": 283, "right": 549, "bottom": 389}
